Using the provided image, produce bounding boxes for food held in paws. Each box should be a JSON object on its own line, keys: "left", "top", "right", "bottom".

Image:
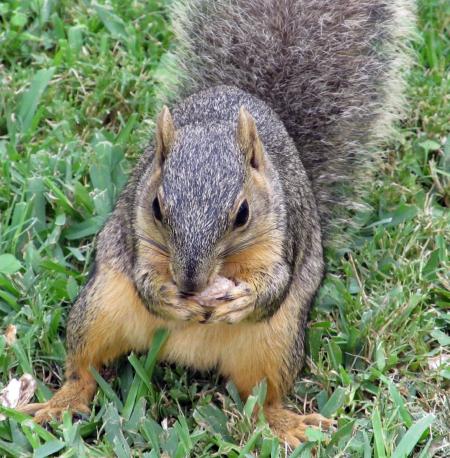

{"left": 194, "top": 276, "right": 235, "bottom": 306}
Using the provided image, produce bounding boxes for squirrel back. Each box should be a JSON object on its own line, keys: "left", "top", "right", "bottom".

{"left": 158, "top": 0, "right": 416, "bottom": 238}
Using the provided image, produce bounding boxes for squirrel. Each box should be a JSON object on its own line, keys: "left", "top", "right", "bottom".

{"left": 20, "top": 0, "right": 416, "bottom": 447}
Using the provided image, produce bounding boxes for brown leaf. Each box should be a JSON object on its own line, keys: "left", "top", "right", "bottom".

{"left": 0, "top": 374, "right": 37, "bottom": 421}
{"left": 4, "top": 324, "right": 16, "bottom": 346}
{"left": 428, "top": 353, "right": 450, "bottom": 370}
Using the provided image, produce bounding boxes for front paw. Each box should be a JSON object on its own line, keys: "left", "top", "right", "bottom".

{"left": 156, "top": 282, "right": 207, "bottom": 322}
{"left": 196, "top": 281, "right": 257, "bottom": 324}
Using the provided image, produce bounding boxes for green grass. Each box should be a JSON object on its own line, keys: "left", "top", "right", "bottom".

{"left": 0, "top": 0, "right": 449, "bottom": 456}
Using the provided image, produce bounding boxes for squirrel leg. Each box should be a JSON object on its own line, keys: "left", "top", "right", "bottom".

{"left": 227, "top": 336, "right": 334, "bottom": 448}
{"left": 20, "top": 264, "right": 161, "bottom": 423}
{"left": 222, "top": 290, "right": 334, "bottom": 448}
{"left": 230, "top": 364, "right": 334, "bottom": 448}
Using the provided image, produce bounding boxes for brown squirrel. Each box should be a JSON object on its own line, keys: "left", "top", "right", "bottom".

{"left": 20, "top": 0, "right": 415, "bottom": 447}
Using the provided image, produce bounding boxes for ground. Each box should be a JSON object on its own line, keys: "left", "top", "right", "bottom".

{"left": 0, "top": 0, "right": 449, "bottom": 456}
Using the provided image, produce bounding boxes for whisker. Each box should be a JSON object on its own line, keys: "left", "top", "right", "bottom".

{"left": 222, "top": 260, "right": 275, "bottom": 268}
{"left": 138, "top": 246, "right": 169, "bottom": 261}
{"left": 220, "top": 222, "right": 283, "bottom": 258}
{"left": 136, "top": 232, "right": 169, "bottom": 257}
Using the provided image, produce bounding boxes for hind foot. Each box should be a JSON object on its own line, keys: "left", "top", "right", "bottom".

{"left": 17, "top": 376, "right": 96, "bottom": 424}
{"left": 265, "top": 404, "right": 335, "bottom": 448}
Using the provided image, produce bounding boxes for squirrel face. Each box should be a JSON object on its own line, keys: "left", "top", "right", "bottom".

{"left": 137, "top": 106, "right": 276, "bottom": 294}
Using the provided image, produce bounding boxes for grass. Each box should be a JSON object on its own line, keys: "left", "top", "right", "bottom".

{"left": 0, "top": 0, "right": 448, "bottom": 456}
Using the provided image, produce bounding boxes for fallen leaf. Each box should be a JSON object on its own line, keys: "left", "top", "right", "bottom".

{"left": 0, "top": 374, "right": 37, "bottom": 421}
{"left": 161, "top": 417, "right": 169, "bottom": 430}
{"left": 428, "top": 353, "right": 450, "bottom": 370}
{"left": 4, "top": 324, "right": 17, "bottom": 346}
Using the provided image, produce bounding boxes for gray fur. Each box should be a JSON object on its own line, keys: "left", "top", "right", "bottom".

{"left": 161, "top": 0, "right": 416, "bottom": 238}
{"left": 163, "top": 123, "right": 245, "bottom": 289}
{"left": 130, "top": 85, "right": 321, "bottom": 320}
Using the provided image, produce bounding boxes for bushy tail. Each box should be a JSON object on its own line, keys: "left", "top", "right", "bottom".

{"left": 159, "top": 0, "right": 416, "bottom": 238}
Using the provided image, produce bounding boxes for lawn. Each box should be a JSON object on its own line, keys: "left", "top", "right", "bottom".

{"left": 0, "top": 0, "right": 449, "bottom": 456}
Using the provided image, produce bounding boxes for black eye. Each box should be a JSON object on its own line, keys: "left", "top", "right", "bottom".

{"left": 234, "top": 200, "right": 249, "bottom": 229}
{"left": 152, "top": 197, "right": 162, "bottom": 222}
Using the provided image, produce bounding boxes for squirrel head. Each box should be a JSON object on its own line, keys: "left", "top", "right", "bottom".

{"left": 137, "top": 105, "right": 277, "bottom": 294}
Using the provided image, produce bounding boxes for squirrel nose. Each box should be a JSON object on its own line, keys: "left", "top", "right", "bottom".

{"left": 176, "top": 270, "right": 211, "bottom": 294}
{"left": 171, "top": 257, "right": 211, "bottom": 293}
{"left": 179, "top": 278, "right": 201, "bottom": 294}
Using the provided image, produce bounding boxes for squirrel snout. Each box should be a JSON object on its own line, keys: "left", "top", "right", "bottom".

{"left": 177, "top": 277, "right": 207, "bottom": 295}
{"left": 170, "top": 262, "right": 211, "bottom": 295}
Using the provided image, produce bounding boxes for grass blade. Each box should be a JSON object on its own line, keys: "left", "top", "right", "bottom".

{"left": 90, "top": 367, "right": 123, "bottom": 411}
{"left": 17, "top": 67, "right": 55, "bottom": 134}
{"left": 123, "top": 328, "right": 169, "bottom": 418}
{"left": 94, "top": 5, "right": 127, "bottom": 40}
{"left": 320, "top": 386, "right": 345, "bottom": 418}
{"left": 372, "top": 408, "right": 386, "bottom": 458}
{"left": 391, "top": 415, "right": 435, "bottom": 458}
{"left": 33, "top": 440, "right": 65, "bottom": 458}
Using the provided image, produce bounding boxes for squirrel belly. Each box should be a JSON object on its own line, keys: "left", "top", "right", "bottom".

{"left": 24, "top": 0, "right": 416, "bottom": 447}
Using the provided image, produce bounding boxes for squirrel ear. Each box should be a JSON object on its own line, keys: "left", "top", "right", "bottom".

{"left": 236, "top": 106, "right": 264, "bottom": 171}
{"left": 155, "top": 105, "right": 176, "bottom": 164}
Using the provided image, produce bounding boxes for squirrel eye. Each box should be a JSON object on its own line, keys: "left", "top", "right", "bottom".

{"left": 152, "top": 197, "right": 163, "bottom": 222}
{"left": 234, "top": 200, "right": 249, "bottom": 229}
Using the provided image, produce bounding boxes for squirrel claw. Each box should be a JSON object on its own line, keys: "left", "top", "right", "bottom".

{"left": 265, "top": 406, "right": 335, "bottom": 448}
{"left": 201, "top": 280, "right": 256, "bottom": 323}
{"left": 157, "top": 282, "right": 207, "bottom": 321}
{"left": 18, "top": 400, "right": 91, "bottom": 424}
{"left": 34, "top": 403, "right": 90, "bottom": 424}
{"left": 17, "top": 402, "right": 46, "bottom": 415}
{"left": 207, "top": 296, "right": 255, "bottom": 324}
